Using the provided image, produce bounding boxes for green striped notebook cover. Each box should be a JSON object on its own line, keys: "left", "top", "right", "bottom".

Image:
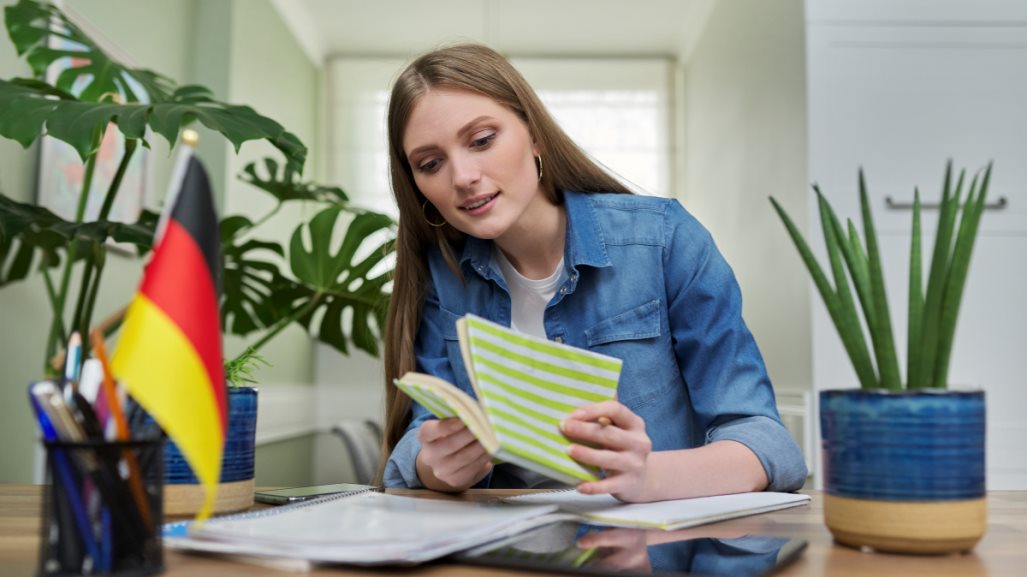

{"left": 395, "top": 314, "right": 622, "bottom": 485}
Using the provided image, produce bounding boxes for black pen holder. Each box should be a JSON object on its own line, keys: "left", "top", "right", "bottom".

{"left": 38, "top": 438, "right": 164, "bottom": 577}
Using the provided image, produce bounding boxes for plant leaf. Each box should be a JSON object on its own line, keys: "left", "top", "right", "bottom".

{"left": 4, "top": 0, "right": 174, "bottom": 103}
{"left": 859, "top": 169, "right": 901, "bottom": 389}
{"left": 907, "top": 188, "right": 924, "bottom": 388}
{"left": 0, "top": 78, "right": 307, "bottom": 174}
{"left": 770, "top": 195, "right": 877, "bottom": 388}
{"left": 816, "top": 187, "right": 877, "bottom": 388}
{"left": 287, "top": 207, "right": 396, "bottom": 356}
{"left": 920, "top": 163, "right": 964, "bottom": 388}
{"left": 844, "top": 218, "right": 876, "bottom": 330}
{"left": 220, "top": 214, "right": 287, "bottom": 336}
{"left": 240, "top": 158, "right": 349, "bottom": 205}
{"left": 934, "top": 163, "right": 991, "bottom": 389}
{"left": 0, "top": 193, "right": 154, "bottom": 286}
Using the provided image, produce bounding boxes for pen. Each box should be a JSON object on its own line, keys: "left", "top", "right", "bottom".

{"left": 37, "top": 384, "right": 149, "bottom": 555}
{"left": 29, "top": 383, "right": 100, "bottom": 571}
{"left": 62, "top": 332, "right": 82, "bottom": 415}
{"left": 64, "top": 332, "right": 82, "bottom": 383}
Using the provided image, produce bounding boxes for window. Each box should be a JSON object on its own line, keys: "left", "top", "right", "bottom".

{"left": 325, "top": 57, "right": 674, "bottom": 215}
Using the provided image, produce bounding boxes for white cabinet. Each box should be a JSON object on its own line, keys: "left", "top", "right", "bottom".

{"left": 806, "top": 5, "right": 1027, "bottom": 489}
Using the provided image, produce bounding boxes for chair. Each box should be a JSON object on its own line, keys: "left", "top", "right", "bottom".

{"left": 330, "top": 419, "right": 383, "bottom": 484}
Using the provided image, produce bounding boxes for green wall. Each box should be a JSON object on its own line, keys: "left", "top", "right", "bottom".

{"left": 255, "top": 435, "right": 316, "bottom": 488}
{"left": 221, "top": 0, "right": 320, "bottom": 387}
{"left": 0, "top": 0, "right": 40, "bottom": 481}
{"left": 0, "top": 0, "right": 321, "bottom": 484}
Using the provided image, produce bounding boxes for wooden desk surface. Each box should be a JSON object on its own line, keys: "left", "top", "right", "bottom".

{"left": 1, "top": 485, "right": 1024, "bottom": 576}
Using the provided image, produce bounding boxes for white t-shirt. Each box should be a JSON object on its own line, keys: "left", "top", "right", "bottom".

{"left": 493, "top": 249, "right": 565, "bottom": 338}
{"left": 490, "top": 249, "right": 571, "bottom": 490}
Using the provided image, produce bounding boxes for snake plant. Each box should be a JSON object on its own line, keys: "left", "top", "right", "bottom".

{"left": 770, "top": 162, "right": 992, "bottom": 390}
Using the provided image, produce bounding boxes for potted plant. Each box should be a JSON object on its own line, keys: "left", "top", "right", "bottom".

{"left": 770, "top": 162, "right": 990, "bottom": 554}
{"left": 162, "top": 158, "right": 395, "bottom": 514}
{"left": 0, "top": 0, "right": 305, "bottom": 373}
{"left": 0, "top": 0, "right": 396, "bottom": 513}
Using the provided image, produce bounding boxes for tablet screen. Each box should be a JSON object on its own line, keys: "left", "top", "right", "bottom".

{"left": 455, "top": 521, "right": 806, "bottom": 577}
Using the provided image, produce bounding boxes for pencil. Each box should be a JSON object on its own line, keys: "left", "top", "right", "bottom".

{"left": 90, "top": 330, "right": 153, "bottom": 530}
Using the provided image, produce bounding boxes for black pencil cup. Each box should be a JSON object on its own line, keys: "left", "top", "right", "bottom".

{"left": 38, "top": 438, "right": 164, "bottom": 577}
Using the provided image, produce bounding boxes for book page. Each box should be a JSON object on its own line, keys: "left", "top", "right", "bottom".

{"left": 506, "top": 491, "right": 812, "bottom": 530}
{"left": 462, "top": 315, "right": 622, "bottom": 484}
{"left": 395, "top": 374, "right": 498, "bottom": 452}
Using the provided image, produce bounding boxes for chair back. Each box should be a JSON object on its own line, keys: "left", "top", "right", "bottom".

{"left": 330, "top": 419, "right": 383, "bottom": 484}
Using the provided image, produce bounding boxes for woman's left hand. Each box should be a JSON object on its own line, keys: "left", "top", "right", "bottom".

{"left": 561, "top": 400, "right": 653, "bottom": 502}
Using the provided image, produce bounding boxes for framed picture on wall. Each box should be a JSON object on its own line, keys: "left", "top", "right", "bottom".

{"left": 35, "top": 9, "right": 153, "bottom": 238}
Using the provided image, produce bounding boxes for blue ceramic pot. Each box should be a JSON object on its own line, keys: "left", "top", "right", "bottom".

{"left": 164, "top": 386, "right": 257, "bottom": 484}
{"left": 820, "top": 389, "right": 985, "bottom": 501}
{"left": 819, "top": 388, "right": 987, "bottom": 553}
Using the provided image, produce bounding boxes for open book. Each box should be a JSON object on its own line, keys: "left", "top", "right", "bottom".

{"left": 505, "top": 490, "right": 812, "bottom": 531}
{"left": 395, "top": 314, "right": 623, "bottom": 485}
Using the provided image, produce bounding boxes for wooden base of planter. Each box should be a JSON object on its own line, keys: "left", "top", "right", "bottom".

{"left": 164, "top": 479, "right": 255, "bottom": 516}
{"left": 824, "top": 494, "right": 986, "bottom": 554}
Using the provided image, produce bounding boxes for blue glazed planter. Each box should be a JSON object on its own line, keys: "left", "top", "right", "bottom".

{"left": 819, "top": 389, "right": 987, "bottom": 554}
{"left": 162, "top": 386, "right": 258, "bottom": 514}
{"left": 164, "top": 386, "right": 257, "bottom": 484}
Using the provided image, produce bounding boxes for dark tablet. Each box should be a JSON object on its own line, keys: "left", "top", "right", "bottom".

{"left": 453, "top": 521, "right": 807, "bottom": 577}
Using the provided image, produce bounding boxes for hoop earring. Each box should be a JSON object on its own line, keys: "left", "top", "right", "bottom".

{"left": 421, "top": 200, "right": 446, "bottom": 228}
{"left": 536, "top": 155, "right": 543, "bottom": 183}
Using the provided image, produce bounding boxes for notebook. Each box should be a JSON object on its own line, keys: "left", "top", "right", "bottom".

{"left": 164, "top": 490, "right": 560, "bottom": 566}
{"left": 395, "top": 314, "right": 622, "bottom": 485}
{"left": 504, "top": 490, "right": 812, "bottom": 530}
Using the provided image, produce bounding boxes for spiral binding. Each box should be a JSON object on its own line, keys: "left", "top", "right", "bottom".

{"left": 163, "top": 486, "right": 381, "bottom": 537}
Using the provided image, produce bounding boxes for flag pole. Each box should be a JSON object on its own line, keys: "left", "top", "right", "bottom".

{"left": 155, "top": 129, "right": 200, "bottom": 242}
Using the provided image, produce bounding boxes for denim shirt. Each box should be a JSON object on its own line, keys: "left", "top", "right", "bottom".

{"left": 384, "top": 191, "right": 808, "bottom": 492}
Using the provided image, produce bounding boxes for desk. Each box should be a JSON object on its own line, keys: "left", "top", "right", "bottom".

{"left": 1, "top": 486, "right": 1024, "bottom": 576}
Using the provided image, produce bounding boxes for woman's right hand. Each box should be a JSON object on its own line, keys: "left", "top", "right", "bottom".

{"left": 415, "top": 418, "right": 492, "bottom": 492}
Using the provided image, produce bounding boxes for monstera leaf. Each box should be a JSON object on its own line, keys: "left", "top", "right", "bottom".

{"left": 240, "top": 157, "right": 348, "bottom": 205}
{"left": 0, "top": 78, "right": 307, "bottom": 174}
{"left": 286, "top": 207, "right": 396, "bottom": 356}
{"left": 1, "top": 1, "right": 306, "bottom": 170}
{"left": 0, "top": 194, "right": 154, "bottom": 286}
{"left": 5, "top": 0, "right": 173, "bottom": 102}
{"left": 220, "top": 214, "right": 286, "bottom": 336}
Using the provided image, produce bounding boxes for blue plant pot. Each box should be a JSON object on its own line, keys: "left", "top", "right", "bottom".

{"left": 162, "top": 386, "right": 258, "bottom": 514}
{"left": 164, "top": 386, "right": 257, "bottom": 484}
{"left": 819, "top": 389, "right": 987, "bottom": 554}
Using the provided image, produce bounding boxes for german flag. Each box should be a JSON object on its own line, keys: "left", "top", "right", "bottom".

{"left": 113, "top": 151, "right": 225, "bottom": 520}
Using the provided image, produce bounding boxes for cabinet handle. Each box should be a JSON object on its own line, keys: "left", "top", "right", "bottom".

{"left": 885, "top": 196, "right": 1008, "bottom": 211}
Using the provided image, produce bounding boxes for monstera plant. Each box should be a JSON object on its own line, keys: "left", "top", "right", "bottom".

{"left": 221, "top": 158, "right": 395, "bottom": 385}
{"left": 0, "top": 0, "right": 395, "bottom": 380}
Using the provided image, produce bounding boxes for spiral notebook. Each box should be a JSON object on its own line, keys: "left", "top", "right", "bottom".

{"left": 395, "top": 314, "right": 622, "bottom": 485}
{"left": 164, "top": 490, "right": 559, "bottom": 566}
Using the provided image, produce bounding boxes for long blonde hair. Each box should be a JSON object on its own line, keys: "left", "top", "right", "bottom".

{"left": 379, "top": 43, "right": 632, "bottom": 480}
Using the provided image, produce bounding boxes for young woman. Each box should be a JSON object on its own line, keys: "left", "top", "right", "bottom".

{"left": 380, "top": 44, "right": 806, "bottom": 501}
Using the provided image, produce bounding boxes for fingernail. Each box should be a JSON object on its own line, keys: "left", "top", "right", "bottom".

{"left": 570, "top": 410, "right": 584, "bottom": 419}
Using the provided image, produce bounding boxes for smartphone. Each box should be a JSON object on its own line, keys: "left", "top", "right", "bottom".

{"left": 254, "top": 483, "right": 379, "bottom": 505}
